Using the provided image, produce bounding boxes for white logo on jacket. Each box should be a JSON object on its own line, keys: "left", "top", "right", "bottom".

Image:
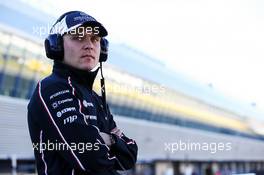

{"left": 49, "top": 90, "right": 69, "bottom": 99}
{"left": 64, "top": 115, "right": 77, "bottom": 125}
{"left": 83, "top": 100, "right": 94, "bottom": 108}
{"left": 56, "top": 107, "right": 76, "bottom": 117}
{"left": 85, "top": 115, "right": 97, "bottom": 120}
{"left": 52, "top": 98, "right": 73, "bottom": 109}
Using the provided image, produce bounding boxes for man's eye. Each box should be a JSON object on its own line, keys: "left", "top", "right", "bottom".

{"left": 92, "top": 36, "right": 100, "bottom": 42}
{"left": 72, "top": 36, "right": 84, "bottom": 41}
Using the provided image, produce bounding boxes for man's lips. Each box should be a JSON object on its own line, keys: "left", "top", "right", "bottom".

{"left": 81, "top": 54, "right": 95, "bottom": 60}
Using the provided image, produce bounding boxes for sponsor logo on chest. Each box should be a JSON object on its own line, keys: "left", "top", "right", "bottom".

{"left": 56, "top": 107, "right": 76, "bottom": 117}
{"left": 83, "top": 100, "right": 94, "bottom": 108}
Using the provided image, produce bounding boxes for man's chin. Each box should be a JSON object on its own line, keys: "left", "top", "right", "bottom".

{"left": 80, "top": 64, "right": 97, "bottom": 72}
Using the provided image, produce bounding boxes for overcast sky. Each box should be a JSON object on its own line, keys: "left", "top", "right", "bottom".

{"left": 23, "top": 0, "right": 264, "bottom": 112}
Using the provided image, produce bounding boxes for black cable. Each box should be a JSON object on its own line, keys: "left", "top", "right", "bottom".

{"left": 100, "top": 62, "right": 108, "bottom": 118}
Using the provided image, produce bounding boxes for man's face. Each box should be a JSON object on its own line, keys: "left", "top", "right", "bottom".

{"left": 62, "top": 27, "right": 101, "bottom": 71}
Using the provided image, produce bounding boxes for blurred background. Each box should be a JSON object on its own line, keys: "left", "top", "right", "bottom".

{"left": 0, "top": 0, "right": 264, "bottom": 174}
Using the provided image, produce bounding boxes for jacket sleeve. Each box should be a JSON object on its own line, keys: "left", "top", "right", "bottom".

{"left": 35, "top": 80, "right": 119, "bottom": 173}
{"left": 107, "top": 106, "right": 138, "bottom": 170}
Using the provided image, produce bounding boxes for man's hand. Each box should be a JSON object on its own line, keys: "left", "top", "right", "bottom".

{"left": 99, "top": 132, "right": 113, "bottom": 146}
{"left": 99, "top": 128, "right": 123, "bottom": 146}
{"left": 111, "top": 127, "right": 122, "bottom": 137}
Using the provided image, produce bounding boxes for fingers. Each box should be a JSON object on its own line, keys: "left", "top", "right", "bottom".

{"left": 115, "top": 129, "right": 122, "bottom": 137}
{"left": 99, "top": 132, "right": 111, "bottom": 146}
{"left": 111, "top": 127, "right": 123, "bottom": 137}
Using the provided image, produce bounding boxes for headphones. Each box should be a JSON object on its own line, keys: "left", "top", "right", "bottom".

{"left": 44, "top": 11, "right": 108, "bottom": 62}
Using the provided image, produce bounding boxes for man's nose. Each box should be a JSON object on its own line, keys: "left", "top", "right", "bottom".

{"left": 83, "top": 38, "right": 93, "bottom": 50}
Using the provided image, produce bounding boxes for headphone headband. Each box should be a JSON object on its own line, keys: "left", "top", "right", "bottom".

{"left": 44, "top": 11, "right": 108, "bottom": 62}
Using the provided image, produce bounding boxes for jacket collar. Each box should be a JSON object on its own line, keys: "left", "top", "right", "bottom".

{"left": 52, "top": 61, "right": 99, "bottom": 90}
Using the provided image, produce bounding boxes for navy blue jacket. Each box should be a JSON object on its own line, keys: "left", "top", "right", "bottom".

{"left": 27, "top": 61, "right": 138, "bottom": 175}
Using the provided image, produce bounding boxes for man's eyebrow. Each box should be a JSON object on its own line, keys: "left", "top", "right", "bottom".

{"left": 69, "top": 33, "right": 83, "bottom": 37}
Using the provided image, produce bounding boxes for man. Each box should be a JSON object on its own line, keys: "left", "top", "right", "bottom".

{"left": 27, "top": 11, "right": 138, "bottom": 175}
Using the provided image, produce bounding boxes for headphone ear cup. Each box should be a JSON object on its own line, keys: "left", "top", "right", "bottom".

{"left": 44, "top": 34, "right": 64, "bottom": 61}
{"left": 99, "top": 38, "right": 108, "bottom": 62}
{"left": 44, "top": 38, "right": 52, "bottom": 58}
